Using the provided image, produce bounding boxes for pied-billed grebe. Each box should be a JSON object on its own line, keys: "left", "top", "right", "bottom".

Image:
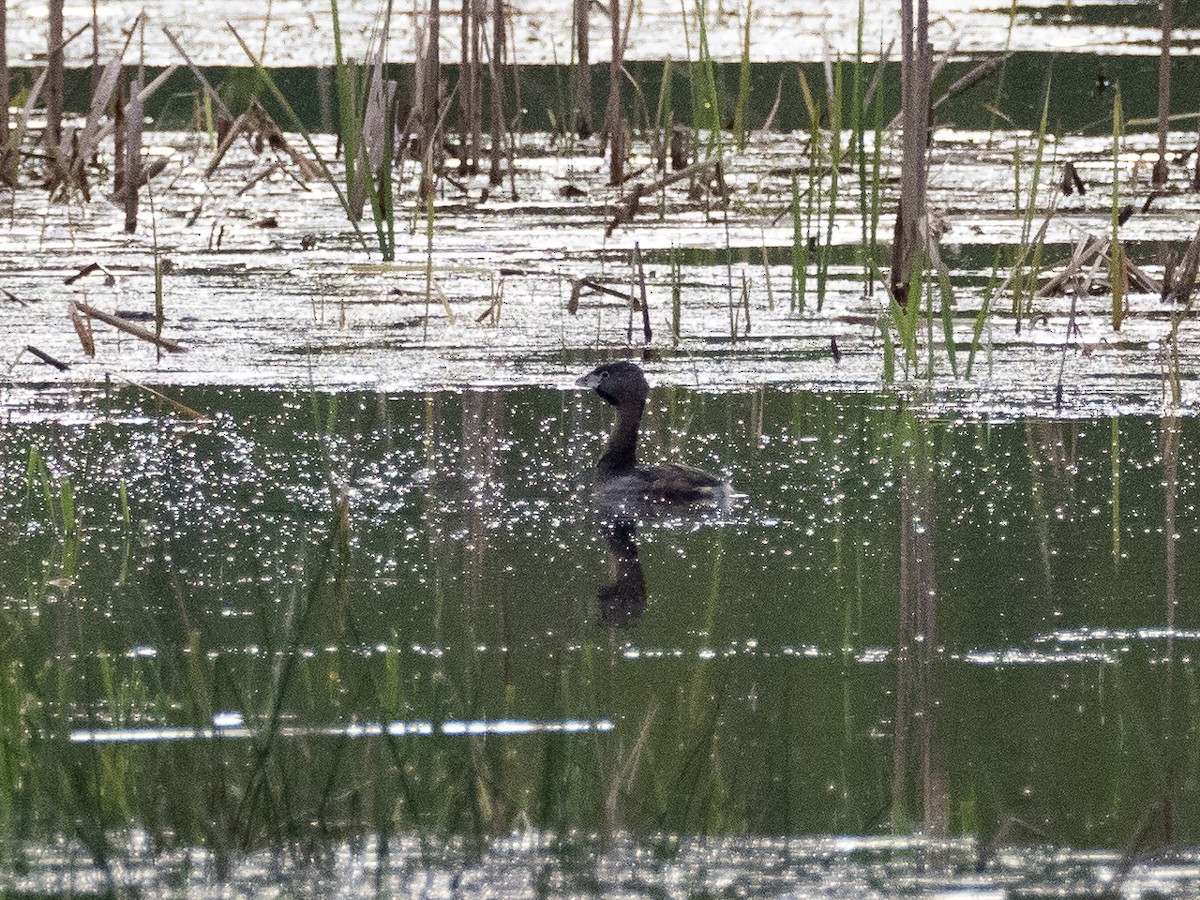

{"left": 577, "top": 361, "right": 730, "bottom": 504}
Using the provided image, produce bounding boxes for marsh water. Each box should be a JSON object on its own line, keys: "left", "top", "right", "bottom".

{"left": 3, "top": 384, "right": 1199, "bottom": 896}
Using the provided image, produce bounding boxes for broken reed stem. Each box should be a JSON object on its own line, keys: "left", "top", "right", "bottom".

{"left": 74, "top": 300, "right": 187, "bottom": 353}
{"left": 606, "top": 155, "right": 719, "bottom": 235}
{"left": 163, "top": 27, "right": 233, "bottom": 120}
{"left": 24, "top": 345, "right": 70, "bottom": 371}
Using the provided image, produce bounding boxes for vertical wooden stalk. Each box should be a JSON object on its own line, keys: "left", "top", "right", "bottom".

{"left": 459, "top": 0, "right": 471, "bottom": 171}
{"left": 574, "top": 0, "right": 592, "bottom": 137}
{"left": 113, "top": 75, "right": 125, "bottom": 194}
{"left": 46, "top": 0, "right": 64, "bottom": 151}
{"left": 1154, "top": 0, "right": 1173, "bottom": 186}
{"left": 606, "top": 0, "right": 623, "bottom": 185}
{"left": 124, "top": 66, "right": 144, "bottom": 232}
{"left": 420, "top": 0, "right": 441, "bottom": 199}
{"left": 0, "top": 0, "right": 10, "bottom": 176}
{"left": 888, "top": 0, "right": 931, "bottom": 309}
{"left": 487, "top": 0, "right": 505, "bottom": 186}
{"left": 89, "top": 0, "right": 99, "bottom": 95}
{"left": 471, "top": 0, "right": 483, "bottom": 171}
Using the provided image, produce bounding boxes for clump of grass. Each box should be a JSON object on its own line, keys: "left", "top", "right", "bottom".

{"left": 1009, "top": 75, "right": 1053, "bottom": 320}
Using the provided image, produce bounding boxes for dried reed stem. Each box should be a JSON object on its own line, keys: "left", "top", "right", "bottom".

{"left": 74, "top": 300, "right": 187, "bottom": 353}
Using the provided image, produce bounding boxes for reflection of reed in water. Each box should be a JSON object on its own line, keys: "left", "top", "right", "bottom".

{"left": 595, "top": 519, "right": 646, "bottom": 628}
{"left": 893, "top": 417, "right": 947, "bottom": 834}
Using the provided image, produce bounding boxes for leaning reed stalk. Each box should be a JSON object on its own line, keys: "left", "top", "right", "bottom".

{"left": 231, "top": 22, "right": 369, "bottom": 251}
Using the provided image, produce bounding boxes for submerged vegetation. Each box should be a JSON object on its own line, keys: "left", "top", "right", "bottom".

{"left": 3, "top": 0, "right": 1200, "bottom": 895}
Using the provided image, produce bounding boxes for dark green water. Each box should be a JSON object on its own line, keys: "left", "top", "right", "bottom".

{"left": 17, "top": 51, "right": 1200, "bottom": 136}
{"left": 1, "top": 382, "right": 1197, "bottom": 866}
